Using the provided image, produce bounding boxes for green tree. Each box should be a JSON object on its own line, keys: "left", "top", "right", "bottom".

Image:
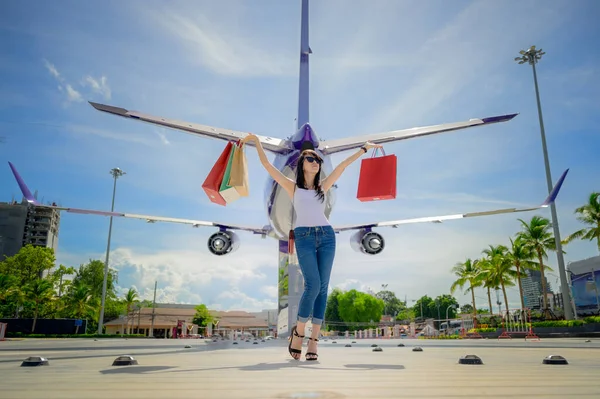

{"left": 375, "top": 290, "right": 405, "bottom": 316}
{"left": 23, "top": 278, "right": 55, "bottom": 333}
{"left": 324, "top": 288, "right": 343, "bottom": 330}
{"left": 517, "top": 216, "right": 557, "bottom": 318}
{"left": 337, "top": 289, "right": 384, "bottom": 326}
{"left": 192, "top": 304, "right": 215, "bottom": 327}
{"left": 474, "top": 258, "right": 497, "bottom": 316}
{"left": 506, "top": 237, "right": 538, "bottom": 311}
{"left": 412, "top": 295, "right": 434, "bottom": 319}
{"left": 0, "top": 245, "right": 56, "bottom": 286}
{"left": 481, "top": 245, "right": 516, "bottom": 316}
{"left": 395, "top": 307, "right": 415, "bottom": 322}
{"left": 65, "top": 281, "right": 96, "bottom": 334}
{"left": 0, "top": 274, "right": 19, "bottom": 318}
{"left": 124, "top": 287, "right": 138, "bottom": 334}
{"left": 0, "top": 274, "right": 18, "bottom": 301}
{"left": 71, "top": 259, "right": 118, "bottom": 301}
{"left": 50, "top": 265, "right": 76, "bottom": 297}
{"left": 460, "top": 304, "right": 473, "bottom": 314}
{"left": 563, "top": 192, "right": 600, "bottom": 252}
{"left": 431, "top": 294, "right": 459, "bottom": 321}
{"left": 450, "top": 258, "right": 481, "bottom": 319}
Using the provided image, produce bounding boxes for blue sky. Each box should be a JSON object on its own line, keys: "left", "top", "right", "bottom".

{"left": 1, "top": 0, "right": 599, "bottom": 313}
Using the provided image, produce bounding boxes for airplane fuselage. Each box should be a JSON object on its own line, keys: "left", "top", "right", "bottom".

{"left": 263, "top": 123, "right": 336, "bottom": 240}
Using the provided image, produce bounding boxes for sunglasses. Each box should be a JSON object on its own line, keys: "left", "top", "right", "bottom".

{"left": 304, "top": 156, "right": 322, "bottom": 164}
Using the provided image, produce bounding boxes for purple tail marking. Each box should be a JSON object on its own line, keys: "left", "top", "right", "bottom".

{"left": 541, "top": 169, "right": 569, "bottom": 207}
{"left": 8, "top": 162, "right": 40, "bottom": 205}
{"left": 481, "top": 114, "right": 518, "bottom": 124}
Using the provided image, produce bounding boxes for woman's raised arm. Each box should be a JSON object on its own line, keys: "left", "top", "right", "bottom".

{"left": 321, "top": 142, "right": 382, "bottom": 192}
{"left": 241, "top": 134, "right": 295, "bottom": 198}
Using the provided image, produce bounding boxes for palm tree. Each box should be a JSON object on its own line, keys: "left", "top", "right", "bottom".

{"left": 0, "top": 274, "right": 18, "bottom": 301}
{"left": 450, "top": 258, "right": 481, "bottom": 322}
{"left": 67, "top": 282, "right": 96, "bottom": 334}
{"left": 482, "top": 245, "right": 517, "bottom": 316}
{"left": 124, "top": 288, "right": 138, "bottom": 334}
{"left": 477, "top": 258, "right": 500, "bottom": 316}
{"left": 506, "top": 237, "right": 538, "bottom": 311}
{"left": 563, "top": 192, "right": 600, "bottom": 253}
{"left": 517, "top": 216, "right": 556, "bottom": 319}
{"left": 23, "top": 279, "right": 55, "bottom": 333}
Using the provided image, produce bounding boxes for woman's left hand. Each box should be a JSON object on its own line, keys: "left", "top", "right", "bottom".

{"left": 363, "top": 141, "right": 383, "bottom": 150}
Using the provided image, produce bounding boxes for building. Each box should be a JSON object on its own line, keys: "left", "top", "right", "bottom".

{"left": 0, "top": 199, "right": 60, "bottom": 264}
{"left": 568, "top": 256, "right": 600, "bottom": 316}
{"left": 103, "top": 304, "right": 277, "bottom": 339}
{"left": 521, "top": 269, "right": 552, "bottom": 310}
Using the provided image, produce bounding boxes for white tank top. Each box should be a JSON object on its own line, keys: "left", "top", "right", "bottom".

{"left": 293, "top": 187, "right": 330, "bottom": 228}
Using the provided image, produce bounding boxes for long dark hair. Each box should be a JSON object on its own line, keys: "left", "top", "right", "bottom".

{"left": 296, "top": 149, "right": 325, "bottom": 203}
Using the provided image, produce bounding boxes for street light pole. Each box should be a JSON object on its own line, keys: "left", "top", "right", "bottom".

{"left": 515, "top": 46, "right": 574, "bottom": 320}
{"left": 97, "top": 167, "right": 126, "bottom": 334}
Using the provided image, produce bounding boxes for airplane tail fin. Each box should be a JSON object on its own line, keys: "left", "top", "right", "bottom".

{"left": 297, "top": 0, "right": 310, "bottom": 129}
{"left": 8, "top": 162, "right": 41, "bottom": 205}
{"left": 541, "top": 169, "right": 569, "bottom": 207}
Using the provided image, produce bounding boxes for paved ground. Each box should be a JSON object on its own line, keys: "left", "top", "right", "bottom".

{"left": 1, "top": 337, "right": 600, "bottom": 398}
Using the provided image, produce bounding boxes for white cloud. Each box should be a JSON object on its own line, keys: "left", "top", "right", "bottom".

{"left": 43, "top": 59, "right": 61, "bottom": 80}
{"left": 139, "top": 7, "right": 295, "bottom": 77}
{"left": 335, "top": 279, "right": 372, "bottom": 294}
{"left": 363, "top": 1, "right": 570, "bottom": 133}
{"left": 260, "top": 285, "right": 278, "bottom": 299}
{"left": 154, "top": 129, "right": 170, "bottom": 145}
{"left": 42, "top": 59, "right": 111, "bottom": 104}
{"left": 45, "top": 59, "right": 84, "bottom": 104}
{"left": 82, "top": 75, "right": 111, "bottom": 100}
{"left": 64, "top": 84, "right": 83, "bottom": 102}
{"left": 217, "top": 287, "right": 277, "bottom": 312}
{"left": 57, "top": 232, "right": 278, "bottom": 312}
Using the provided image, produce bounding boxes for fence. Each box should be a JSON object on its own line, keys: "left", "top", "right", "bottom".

{"left": 459, "top": 315, "right": 483, "bottom": 339}
{"left": 498, "top": 308, "right": 540, "bottom": 341}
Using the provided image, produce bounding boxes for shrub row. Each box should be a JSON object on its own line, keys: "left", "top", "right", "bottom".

{"left": 6, "top": 332, "right": 147, "bottom": 339}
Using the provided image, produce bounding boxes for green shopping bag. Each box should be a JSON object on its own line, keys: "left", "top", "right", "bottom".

{"left": 219, "top": 142, "right": 241, "bottom": 204}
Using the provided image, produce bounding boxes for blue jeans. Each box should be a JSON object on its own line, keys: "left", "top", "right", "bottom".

{"left": 294, "top": 225, "right": 336, "bottom": 326}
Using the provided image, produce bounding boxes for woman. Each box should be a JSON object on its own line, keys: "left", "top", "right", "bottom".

{"left": 241, "top": 133, "right": 382, "bottom": 361}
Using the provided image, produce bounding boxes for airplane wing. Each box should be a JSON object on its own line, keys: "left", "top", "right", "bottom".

{"left": 88, "top": 102, "right": 291, "bottom": 154}
{"left": 332, "top": 169, "right": 569, "bottom": 233}
{"left": 8, "top": 162, "right": 270, "bottom": 236}
{"left": 318, "top": 114, "right": 518, "bottom": 155}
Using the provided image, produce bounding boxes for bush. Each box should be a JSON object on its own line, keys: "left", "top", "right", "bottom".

{"left": 583, "top": 316, "right": 600, "bottom": 324}
{"left": 475, "top": 316, "right": 503, "bottom": 328}
{"left": 531, "top": 320, "right": 585, "bottom": 328}
{"left": 471, "top": 328, "right": 497, "bottom": 333}
{"left": 6, "top": 332, "right": 147, "bottom": 338}
{"left": 418, "top": 334, "right": 461, "bottom": 340}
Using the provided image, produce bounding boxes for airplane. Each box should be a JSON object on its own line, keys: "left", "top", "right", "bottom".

{"left": 9, "top": 0, "right": 569, "bottom": 256}
{"left": 7, "top": 0, "right": 569, "bottom": 335}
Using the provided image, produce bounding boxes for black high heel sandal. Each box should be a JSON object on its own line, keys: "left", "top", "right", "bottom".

{"left": 288, "top": 326, "right": 304, "bottom": 360}
{"left": 306, "top": 337, "right": 319, "bottom": 361}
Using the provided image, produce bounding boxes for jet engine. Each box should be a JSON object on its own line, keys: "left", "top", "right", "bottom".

{"left": 207, "top": 231, "right": 240, "bottom": 256}
{"left": 350, "top": 229, "right": 385, "bottom": 255}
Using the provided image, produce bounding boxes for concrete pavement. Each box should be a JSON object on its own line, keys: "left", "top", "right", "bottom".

{"left": 1, "top": 337, "right": 599, "bottom": 398}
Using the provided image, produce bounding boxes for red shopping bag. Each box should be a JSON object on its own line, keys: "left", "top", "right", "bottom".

{"left": 356, "top": 148, "right": 397, "bottom": 202}
{"left": 202, "top": 141, "right": 234, "bottom": 206}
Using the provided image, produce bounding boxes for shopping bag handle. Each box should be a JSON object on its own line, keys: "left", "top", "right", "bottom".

{"left": 371, "top": 146, "right": 386, "bottom": 157}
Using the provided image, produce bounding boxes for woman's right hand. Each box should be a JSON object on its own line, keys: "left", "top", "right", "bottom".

{"left": 241, "top": 133, "right": 259, "bottom": 144}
